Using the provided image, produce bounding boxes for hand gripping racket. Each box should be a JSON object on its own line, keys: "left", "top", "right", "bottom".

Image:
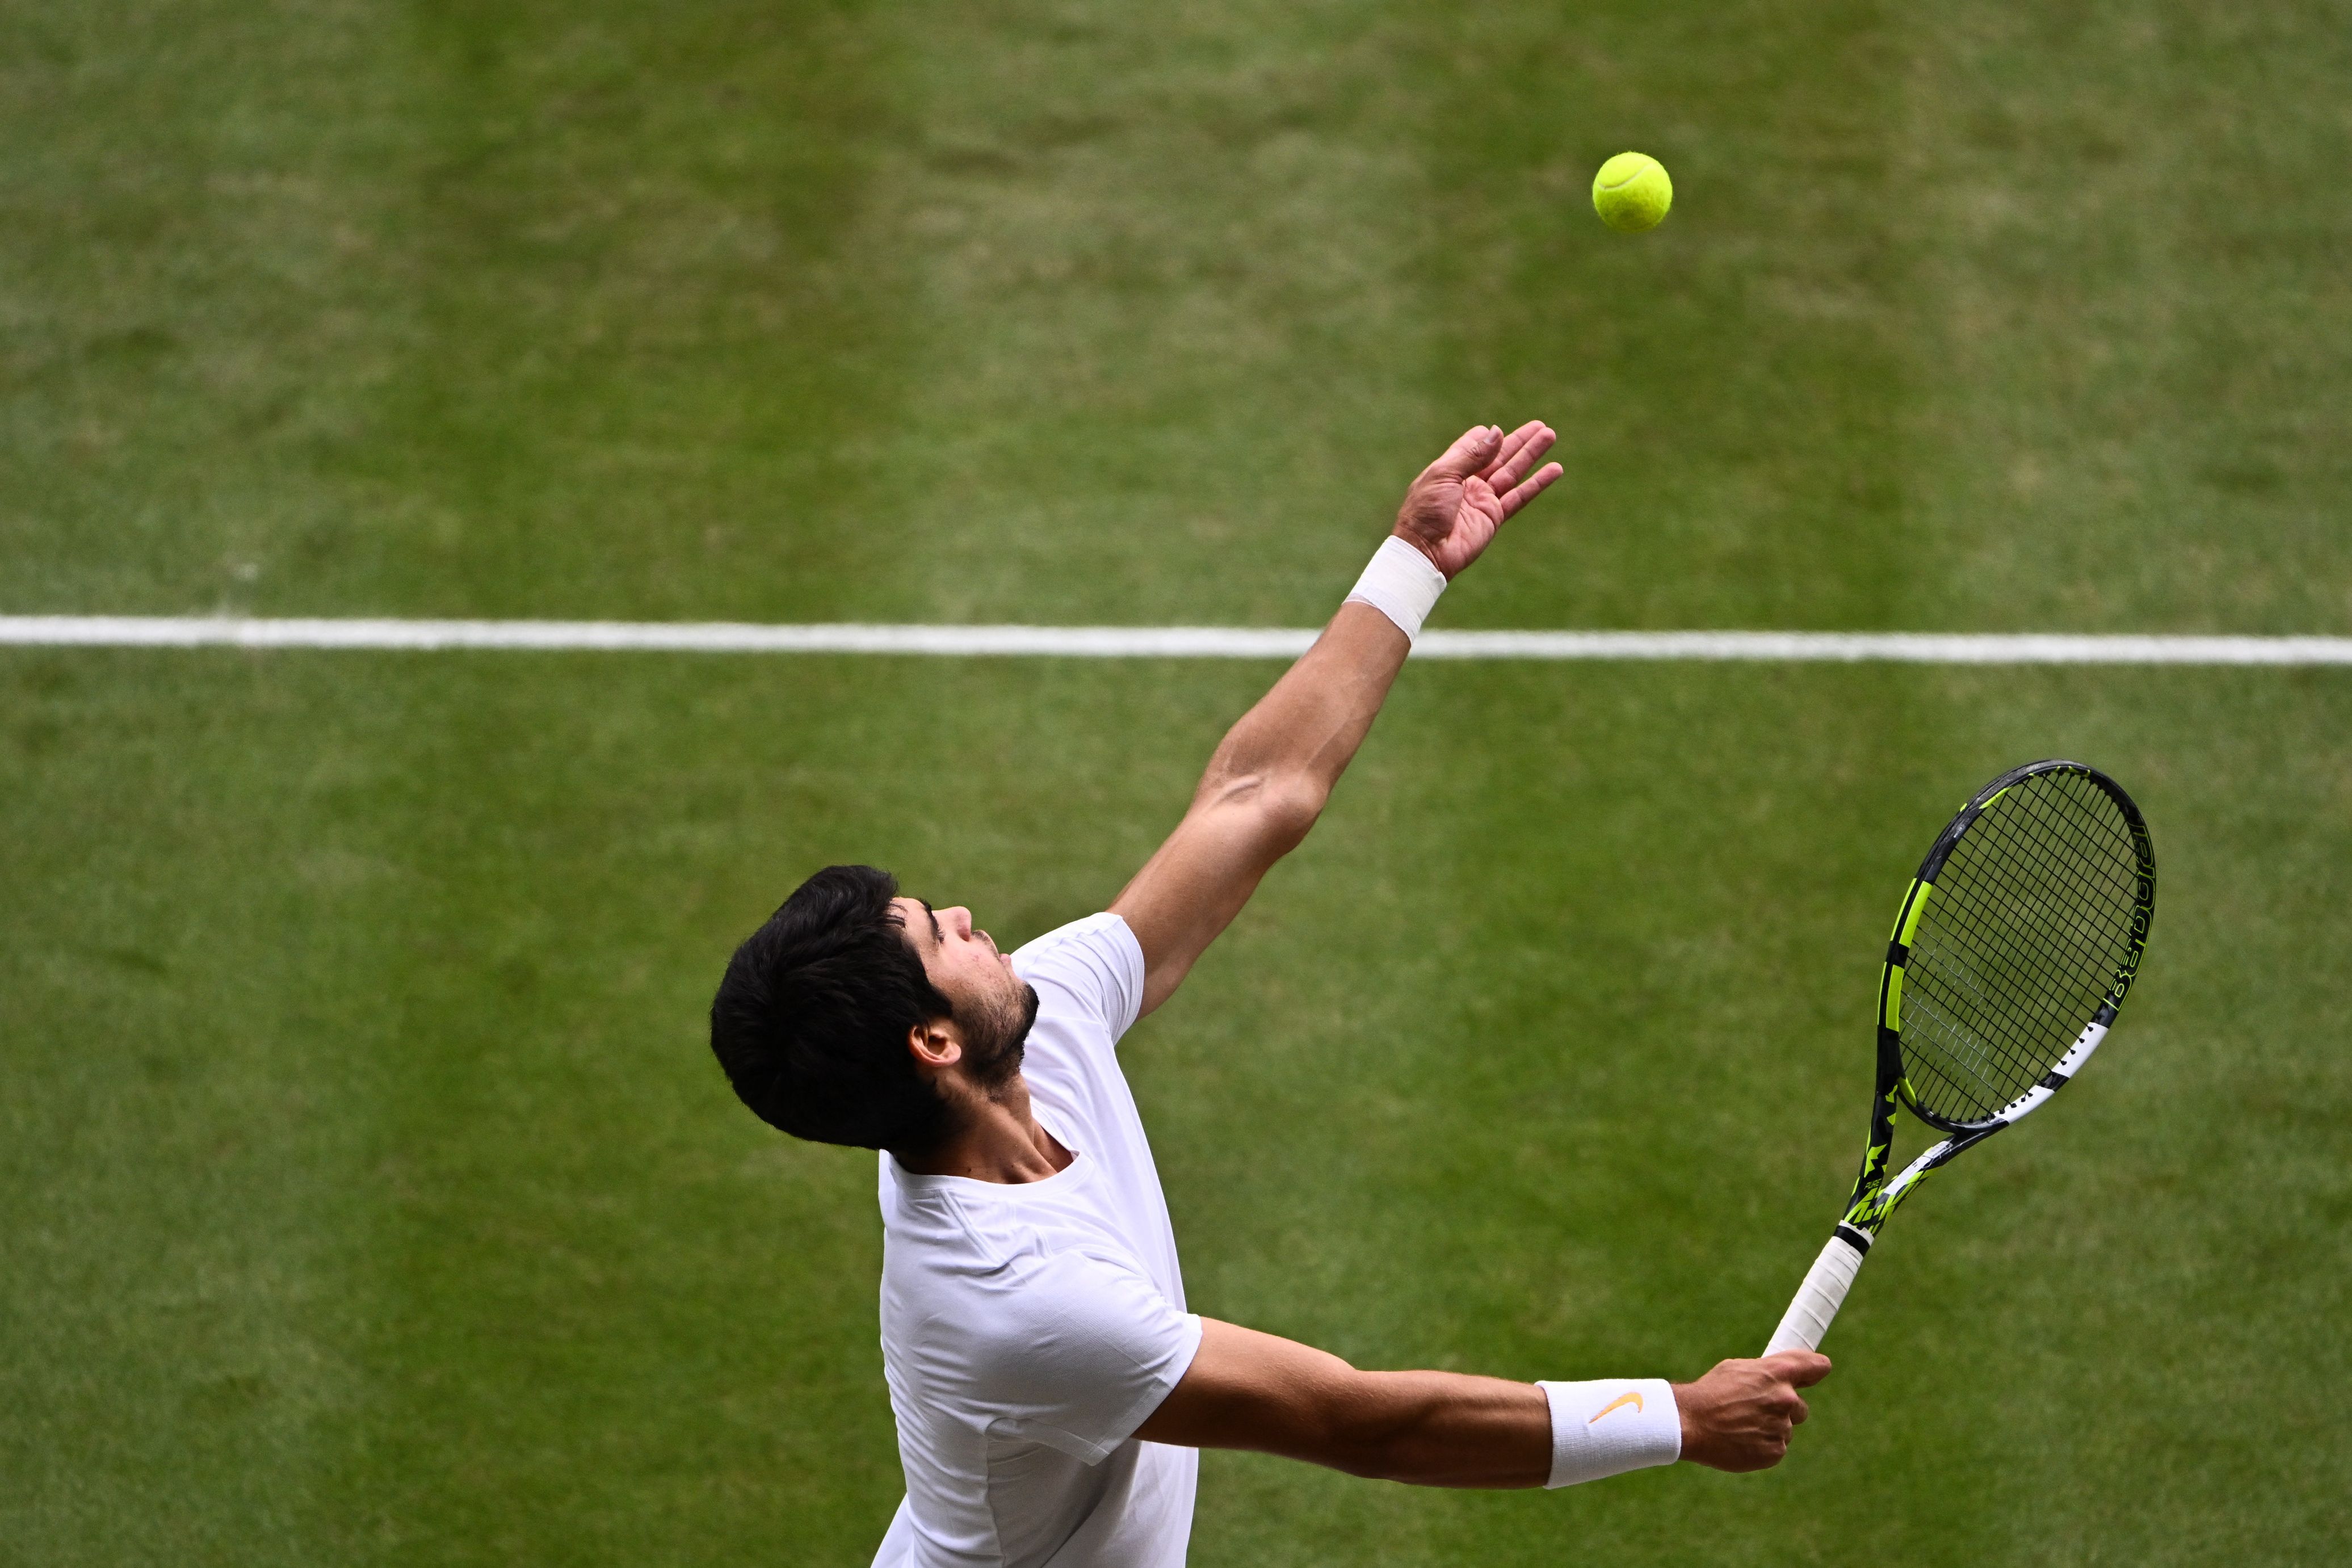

{"left": 1763, "top": 760, "right": 2156, "bottom": 1356}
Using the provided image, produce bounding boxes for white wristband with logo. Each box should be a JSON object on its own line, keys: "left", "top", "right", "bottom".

{"left": 1535, "top": 1378, "right": 1681, "bottom": 1487}
{"left": 1343, "top": 535, "right": 1448, "bottom": 644}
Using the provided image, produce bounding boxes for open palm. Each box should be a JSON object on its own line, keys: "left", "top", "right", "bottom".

{"left": 1392, "top": 421, "right": 1563, "bottom": 580}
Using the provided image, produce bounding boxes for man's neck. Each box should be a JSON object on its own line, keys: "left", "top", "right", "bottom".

{"left": 896, "top": 1073, "right": 1074, "bottom": 1183}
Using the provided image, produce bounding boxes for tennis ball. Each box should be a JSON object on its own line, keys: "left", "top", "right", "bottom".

{"left": 1591, "top": 152, "right": 1673, "bottom": 233}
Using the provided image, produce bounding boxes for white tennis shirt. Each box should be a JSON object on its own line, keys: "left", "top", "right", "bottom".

{"left": 871, "top": 913, "right": 1203, "bottom": 1568}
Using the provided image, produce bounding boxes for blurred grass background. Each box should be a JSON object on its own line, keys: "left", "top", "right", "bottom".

{"left": 3, "top": 0, "right": 2348, "bottom": 1563}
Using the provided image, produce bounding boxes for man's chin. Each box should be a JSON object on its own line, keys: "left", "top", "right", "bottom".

{"left": 967, "top": 982, "right": 1040, "bottom": 1094}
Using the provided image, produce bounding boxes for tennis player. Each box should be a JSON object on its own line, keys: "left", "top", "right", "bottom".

{"left": 711, "top": 422, "right": 1831, "bottom": 1566}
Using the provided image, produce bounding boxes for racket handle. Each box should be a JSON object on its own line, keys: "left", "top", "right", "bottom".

{"left": 1763, "top": 1232, "right": 1867, "bottom": 1356}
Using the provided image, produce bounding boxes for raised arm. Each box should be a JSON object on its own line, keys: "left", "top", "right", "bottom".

{"left": 1134, "top": 1318, "right": 1832, "bottom": 1487}
{"left": 1111, "top": 420, "right": 1563, "bottom": 1015}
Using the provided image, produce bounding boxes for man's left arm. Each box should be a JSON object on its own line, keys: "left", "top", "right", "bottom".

{"left": 1134, "top": 1317, "right": 1832, "bottom": 1486}
{"left": 1111, "top": 420, "right": 1563, "bottom": 1017}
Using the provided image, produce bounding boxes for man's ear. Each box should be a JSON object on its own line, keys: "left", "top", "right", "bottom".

{"left": 907, "top": 1016, "right": 963, "bottom": 1075}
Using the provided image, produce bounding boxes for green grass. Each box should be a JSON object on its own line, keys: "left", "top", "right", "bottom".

{"left": 5, "top": 0, "right": 2350, "bottom": 1564}
{"left": 9, "top": 0, "right": 2351, "bottom": 630}
{"left": 6, "top": 657, "right": 2348, "bottom": 1565}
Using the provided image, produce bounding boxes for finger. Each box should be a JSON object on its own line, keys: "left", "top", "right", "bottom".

{"left": 1495, "top": 461, "right": 1564, "bottom": 519}
{"left": 1790, "top": 1395, "right": 1811, "bottom": 1426}
{"left": 1425, "top": 423, "right": 1503, "bottom": 481}
{"left": 1477, "top": 426, "right": 1546, "bottom": 496}
{"left": 1478, "top": 419, "right": 1547, "bottom": 482}
{"left": 1482, "top": 421, "right": 1557, "bottom": 489}
{"left": 1510, "top": 424, "right": 1560, "bottom": 488}
{"left": 1765, "top": 1351, "right": 1833, "bottom": 1388}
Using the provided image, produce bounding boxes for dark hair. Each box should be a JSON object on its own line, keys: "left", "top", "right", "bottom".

{"left": 709, "top": 865, "right": 954, "bottom": 1154}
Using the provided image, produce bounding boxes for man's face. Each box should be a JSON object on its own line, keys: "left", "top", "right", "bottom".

{"left": 892, "top": 896, "right": 1038, "bottom": 1090}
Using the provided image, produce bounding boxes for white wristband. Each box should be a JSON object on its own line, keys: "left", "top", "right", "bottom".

{"left": 1343, "top": 535, "right": 1448, "bottom": 643}
{"left": 1535, "top": 1378, "right": 1681, "bottom": 1487}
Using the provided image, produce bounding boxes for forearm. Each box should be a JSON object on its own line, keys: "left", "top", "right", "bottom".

{"left": 1136, "top": 1321, "right": 1549, "bottom": 1487}
{"left": 1307, "top": 1368, "right": 1554, "bottom": 1489}
{"left": 1196, "top": 599, "right": 1410, "bottom": 812}
{"left": 1136, "top": 1319, "right": 1686, "bottom": 1490}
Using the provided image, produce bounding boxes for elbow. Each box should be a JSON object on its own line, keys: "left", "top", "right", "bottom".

{"left": 1332, "top": 1446, "right": 1408, "bottom": 1484}
{"left": 1304, "top": 1378, "right": 1419, "bottom": 1483}
{"left": 1206, "top": 770, "right": 1328, "bottom": 851}
{"left": 1303, "top": 1412, "right": 1394, "bottom": 1481}
{"left": 1262, "top": 777, "right": 1328, "bottom": 851}
{"left": 1327, "top": 1429, "right": 1424, "bottom": 1487}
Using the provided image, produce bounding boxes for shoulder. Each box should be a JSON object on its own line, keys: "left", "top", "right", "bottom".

{"left": 881, "top": 1168, "right": 1045, "bottom": 1277}
{"left": 1012, "top": 913, "right": 1146, "bottom": 1041}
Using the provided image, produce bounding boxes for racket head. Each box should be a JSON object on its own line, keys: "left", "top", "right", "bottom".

{"left": 1878, "top": 760, "right": 2155, "bottom": 1136}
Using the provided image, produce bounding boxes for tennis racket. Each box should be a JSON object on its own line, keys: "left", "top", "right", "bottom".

{"left": 1763, "top": 759, "right": 2156, "bottom": 1357}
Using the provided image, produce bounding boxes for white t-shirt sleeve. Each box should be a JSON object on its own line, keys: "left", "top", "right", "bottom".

{"left": 1011, "top": 913, "right": 1146, "bottom": 1044}
{"left": 960, "top": 1247, "right": 1203, "bottom": 1464}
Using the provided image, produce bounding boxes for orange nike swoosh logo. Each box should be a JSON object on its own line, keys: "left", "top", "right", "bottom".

{"left": 1589, "top": 1392, "right": 1644, "bottom": 1423}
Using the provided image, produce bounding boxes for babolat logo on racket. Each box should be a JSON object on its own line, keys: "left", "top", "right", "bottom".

{"left": 2107, "top": 846, "right": 2156, "bottom": 1006}
{"left": 1763, "top": 760, "right": 2157, "bottom": 1363}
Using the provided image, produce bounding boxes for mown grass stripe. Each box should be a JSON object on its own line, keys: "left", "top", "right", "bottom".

{"left": 3, "top": 617, "right": 2349, "bottom": 664}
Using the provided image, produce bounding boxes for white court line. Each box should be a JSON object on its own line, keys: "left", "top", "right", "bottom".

{"left": 2, "top": 616, "right": 2350, "bottom": 664}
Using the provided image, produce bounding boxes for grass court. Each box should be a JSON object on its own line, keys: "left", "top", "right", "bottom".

{"left": 4, "top": 1, "right": 2349, "bottom": 1562}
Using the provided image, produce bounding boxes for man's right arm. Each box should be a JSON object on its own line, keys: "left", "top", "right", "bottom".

{"left": 1133, "top": 1317, "right": 1829, "bottom": 1488}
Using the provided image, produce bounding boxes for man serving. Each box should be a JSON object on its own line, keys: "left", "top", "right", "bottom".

{"left": 710, "top": 421, "right": 1830, "bottom": 1566}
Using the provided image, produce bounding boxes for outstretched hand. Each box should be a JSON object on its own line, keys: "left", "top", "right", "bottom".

{"left": 1392, "top": 421, "right": 1564, "bottom": 580}
{"left": 1673, "top": 1351, "right": 1833, "bottom": 1473}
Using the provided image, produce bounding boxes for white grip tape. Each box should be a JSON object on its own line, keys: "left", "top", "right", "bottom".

{"left": 1763, "top": 1233, "right": 1866, "bottom": 1356}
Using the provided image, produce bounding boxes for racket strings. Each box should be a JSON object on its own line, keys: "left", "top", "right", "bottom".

{"left": 1910, "top": 791, "right": 2130, "bottom": 1097}
{"left": 1904, "top": 781, "right": 2136, "bottom": 1113}
{"left": 1939, "top": 788, "right": 2135, "bottom": 993}
{"left": 1900, "top": 771, "right": 2144, "bottom": 1123}
{"left": 1945, "top": 776, "right": 2137, "bottom": 980}
{"left": 1914, "top": 831, "right": 2112, "bottom": 1056}
{"left": 1905, "top": 930, "right": 2088, "bottom": 1116}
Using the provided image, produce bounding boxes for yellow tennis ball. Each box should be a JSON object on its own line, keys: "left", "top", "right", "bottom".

{"left": 1591, "top": 152, "right": 1673, "bottom": 233}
